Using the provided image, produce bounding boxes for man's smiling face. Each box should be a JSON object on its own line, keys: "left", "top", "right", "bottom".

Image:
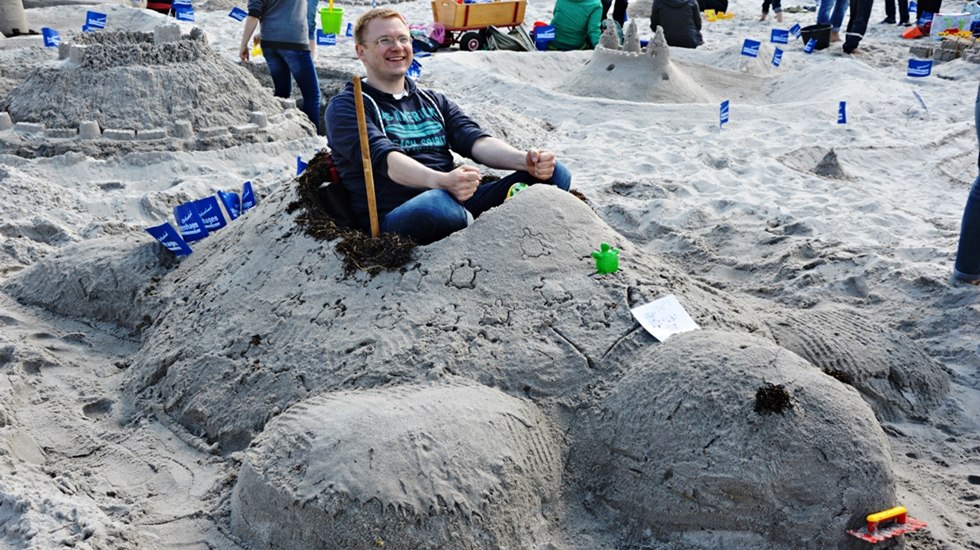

{"left": 355, "top": 15, "right": 414, "bottom": 88}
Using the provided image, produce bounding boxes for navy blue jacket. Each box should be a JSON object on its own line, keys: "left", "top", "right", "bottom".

{"left": 325, "top": 78, "right": 490, "bottom": 227}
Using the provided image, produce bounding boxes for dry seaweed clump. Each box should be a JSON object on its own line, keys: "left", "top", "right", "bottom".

{"left": 289, "top": 150, "right": 416, "bottom": 276}
{"left": 754, "top": 383, "right": 793, "bottom": 414}
{"left": 822, "top": 368, "right": 853, "bottom": 385}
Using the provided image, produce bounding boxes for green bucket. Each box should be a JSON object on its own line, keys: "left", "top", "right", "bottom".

{"left": 320, "top": 8, "right": 343, "bottom": 35}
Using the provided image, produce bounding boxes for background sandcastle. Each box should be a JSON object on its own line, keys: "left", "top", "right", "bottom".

{"left": 0, "top": 24, "right": 315, "bottom": 157}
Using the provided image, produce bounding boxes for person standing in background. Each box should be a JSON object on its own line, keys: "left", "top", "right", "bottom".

{"left": 881, "top": 0, "right": 911, "bottom": 25}
{"left": 841, "top": 0, "right": 873, "bottom": 53}
{"left": 759, "top": 0, "right": 783, "bottom": 23}
{"left": 550, "top": 0, "right": 604, "bottom": 50}
{"left": 239, "top": 0, "right": 322, "bottom": 134}
{"left": 816, "top": 0, "right": 849, "bottom": 42}
{"left": 953, "top": 81, "right": 980, "bottom": 286}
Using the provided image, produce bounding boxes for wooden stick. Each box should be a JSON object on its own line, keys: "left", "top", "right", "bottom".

{"left": 352, "top": 76, "right": 380, "bottom": 238}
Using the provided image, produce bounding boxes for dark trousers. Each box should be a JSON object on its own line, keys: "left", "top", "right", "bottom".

{"left": 915, "top": 0, "right": 942, "bottom": 20}
{"left": 842, "top": 0, "right": 874, "bottom": 53}
{"left": 762, "top": 0, "right": 782, "bottom": 13}
{"left": 601, "top": 0, "right": 629, "bottom": 25}
{"left": 884, "top": 0, "right": 909, "bottom": 22}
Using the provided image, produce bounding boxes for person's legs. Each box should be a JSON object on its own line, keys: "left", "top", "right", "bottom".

{"left": 954, "top": 173, "right": 980, "bottom": 284}
{"left": 772, "top": 0, "right": 783, "bottom": 22}
{"left": 830, "top": 0, "right": 849, "bottom": 31}
{"left": 760, "top": 0, "right": 771, "bottom": 20}
{"left": 897, "top": 0, "right": 910, "bottom": 24}
{"left": 881, "top": 0, "right": 896, "bottom": 23}
{"left": 842, "top": 0, "right": 872, "bottom": 53}
{"left": 380, "top": 190, "right": 471, "bottom": 245}
{"left": 261, "top": 48, "right": 293, "bottom": 99}
{"left": 278, "top": 48, "right": 322, "bottom": 134}
{"left": 463, "top": 161, "right": 573, "bottom": 218}
{"left": 611, "top": 0, "right": 628, "bottom": 25}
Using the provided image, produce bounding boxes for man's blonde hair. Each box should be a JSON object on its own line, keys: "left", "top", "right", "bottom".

{"left": 354, "top": 8, "right": 408, "bottom": 44}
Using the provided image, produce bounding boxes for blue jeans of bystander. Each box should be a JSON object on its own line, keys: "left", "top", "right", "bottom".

{"left": 817, "top": 0, "right": 849, "bottom": 31}
{"left": 954, "top": 172, "right": 980, "bottom": 283}
{"left": 263, "top": 46, "right": 322, "bottom": 134}
{"left": 381, "top": 161, "right": 573, "bottom": 245}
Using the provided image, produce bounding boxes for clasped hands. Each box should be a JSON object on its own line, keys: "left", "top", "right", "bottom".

{"left": 439, "top": 149, "right": 556, "bottom": 202}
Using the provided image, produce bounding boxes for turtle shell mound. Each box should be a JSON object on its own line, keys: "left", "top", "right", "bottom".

{"left": 576, "top": 330, "right": 899, "bottom": 549}
{"left": 122, "top": 183, "right": 771, "bottom": 455}
{"left": 0, "top": 26, "right": 314, "bottom": 156}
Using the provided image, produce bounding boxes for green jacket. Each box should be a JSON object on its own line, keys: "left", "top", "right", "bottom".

{"left": 549, "top": 0, "right": 604, "bottom": 50}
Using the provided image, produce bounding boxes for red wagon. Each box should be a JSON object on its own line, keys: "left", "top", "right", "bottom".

{"left": 431, "top": 0, "right": 527, "bottom": 51}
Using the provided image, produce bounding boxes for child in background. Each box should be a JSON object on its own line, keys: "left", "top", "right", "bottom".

{"left": 759, "top": 0, "right": 783, "bottom": 22}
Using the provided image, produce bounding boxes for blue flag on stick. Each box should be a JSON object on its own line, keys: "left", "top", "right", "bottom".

{"left": 174, "top": 6, "right": 195, "bottom": 21}
{"left": 296, "top": 157, "right": 307, "bottom": 175}
{"left": 316, "top": 30, "right": 337, "bottom": 46}
{"left": 720, "top": 99, "right": 730, "bottom": 128}
{"left": 41, "top": 27, "right": 61, "bottom": 47}
{"left": 772, "top": 47, "right": 783, "bottom": 67}
{"left": 346, "top": 22, "right": 353, "bottom": 37}
{"left": 837, "top": 101, "right": 847, "bottom": 124}
{"left": 789, "top": 23, "right": 801, "bottom": 38}
{"left": 228, "top": 7, "right": 247, "bottom": 20}
{"left": 145, "top": 222, "right": 193, "bottom": 256}
{"left": 86, "top": 11, "right": 106, "bottom": 29}
{"left": 770, "top": 29, "right": 789, "bottom": 44}
{"left": 407, "top": 58, "right": 422, "bottom": 80}
{"left": 803, "top": 38, "right": 816, "bottom": 53}
{"left": 218, "top": 190, "right": 242, "bottom": 220}
{"left": 174, "top": 202, "right": 210, "bottom": 242}
{"left": 741, "top": 39, "right": 761, "bottom": 57}
{"left": 907, "top": 58, "right": 932, "bottom": 77}
{"left": 242, "top": 181, "right": 257, "bottom": 212}
{"left": 193, "top": 196, "right": 228, "bottom": 232}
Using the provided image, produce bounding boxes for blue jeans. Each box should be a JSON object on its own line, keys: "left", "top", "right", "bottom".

{"left": 817, "top": 0, "right": 849, "bottom": 31}
{"left": 954, "top": 172, "right": 980, "bottom": 283}
{"left": 381, "top": 161, "right": 572, "bottom": 244}
{"left": 263, "top": 46, "right": 321, "bottom": 134}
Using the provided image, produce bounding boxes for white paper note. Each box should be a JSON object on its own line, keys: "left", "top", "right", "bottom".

{"left": 630, "top": 294, "right": 700, "bottom": 341}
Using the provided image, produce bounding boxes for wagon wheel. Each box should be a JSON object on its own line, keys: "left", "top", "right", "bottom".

{"left": 459, "top": 30, "right": 485, "bottom": 52}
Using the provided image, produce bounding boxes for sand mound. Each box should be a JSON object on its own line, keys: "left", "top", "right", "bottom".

{"left": 123, "top": 182, "right": 771, "bottom": 453}
{"left": 579, "top": 329, "right": 897, "bottom": 548}
{"left": 2, "top": 235, "right": 173, "bottom": 331}
{"left": 231, "top": 383, "right": 562, "bottom": 548}
{"left": 763, "top": 307, "right": 949, "bottom": 421}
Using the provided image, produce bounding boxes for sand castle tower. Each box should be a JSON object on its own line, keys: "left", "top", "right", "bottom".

{"left": 560, "top": 21, "right": 715, "bottom": 103}
{"left": 0, "top": 0, "right": 29, "bottom": 36}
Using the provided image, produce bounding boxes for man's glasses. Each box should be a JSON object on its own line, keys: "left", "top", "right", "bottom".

{"left": 367, "top": 35, "right": 412, "bottom": 48}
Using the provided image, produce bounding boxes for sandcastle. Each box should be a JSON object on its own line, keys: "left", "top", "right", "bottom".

{"left": 0, "top": 24, "right": 314, "bottom": 157}
{"left": 560, "top": 21, "right": 715, "bottom": 103}
{"left": 2, "top": 177, "right": 948, "bottom": 548}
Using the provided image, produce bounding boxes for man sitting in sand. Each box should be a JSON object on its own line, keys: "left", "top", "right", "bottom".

{"left": 325, "top": 8, "right": 572, "bottom": 245}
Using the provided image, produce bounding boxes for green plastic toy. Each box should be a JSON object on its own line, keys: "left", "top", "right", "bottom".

{"left": 506, "top": 182, "right": 528, "bottom": 200}
{"left": 592, "top": 242, "right": 620, "bottom": 274}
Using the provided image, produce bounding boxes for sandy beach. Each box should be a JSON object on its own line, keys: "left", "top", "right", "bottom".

{"left": 1, "top": 0, "right": 978, "bottom": 547}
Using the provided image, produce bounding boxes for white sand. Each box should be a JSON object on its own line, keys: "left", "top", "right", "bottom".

{"left": 1, "top": 0, "right": 978, "bottom": 548}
